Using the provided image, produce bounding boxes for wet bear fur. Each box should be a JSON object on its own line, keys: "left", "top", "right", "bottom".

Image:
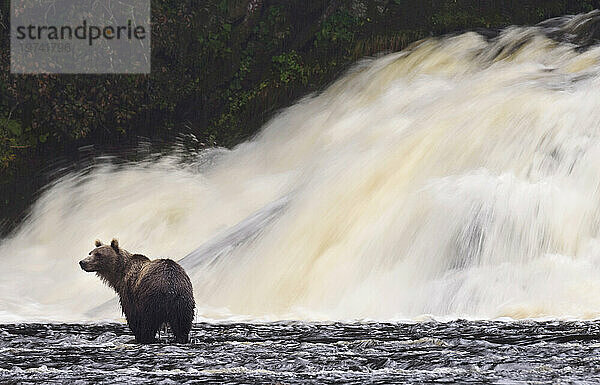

{"left": 79, "top": 239, "right": 195, "bottom": 343}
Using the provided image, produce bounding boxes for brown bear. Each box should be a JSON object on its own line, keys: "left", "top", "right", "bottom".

{"left": 79, "top": 239, "right": 195, "bottom": 344}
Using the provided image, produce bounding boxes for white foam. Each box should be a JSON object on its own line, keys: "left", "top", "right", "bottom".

{"left": 3, "top": 18, "right": 600, "bottom": 321}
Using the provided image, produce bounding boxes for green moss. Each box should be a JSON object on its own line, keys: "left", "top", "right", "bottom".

{"left": 315, "top": 10, "right": 361, "bottom": 49}
{"left": 272, "top": 51, "right": 308, "bottom": 85}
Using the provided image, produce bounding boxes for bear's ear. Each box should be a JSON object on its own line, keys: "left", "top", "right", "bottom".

{"left": 95, "top": 239, "right": 102, "bottom": 247}
{"left": 110, "top": 238, "right": 119, "bottom": 252}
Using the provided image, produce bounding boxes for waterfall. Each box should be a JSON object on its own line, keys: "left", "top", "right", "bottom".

{"left": 2, "top": 12, "right": 600, "bottom": 322}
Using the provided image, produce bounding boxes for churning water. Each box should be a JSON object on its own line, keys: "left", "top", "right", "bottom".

{"left": 3, "top": 12, "right": 600, "bottom": 323}
{"left": 4, "top": 321, "right": 600, "bottom": 384}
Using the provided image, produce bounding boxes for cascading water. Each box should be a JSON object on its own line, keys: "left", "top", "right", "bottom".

{"left": 3, "top": 12, "right": 600, "bottom": 322}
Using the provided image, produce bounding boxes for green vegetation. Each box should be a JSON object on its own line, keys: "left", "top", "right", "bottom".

{"left": 1, "top": 0, "right": 599, "bottom": 231}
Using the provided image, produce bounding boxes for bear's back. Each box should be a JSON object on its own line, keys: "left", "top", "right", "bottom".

{"left": 132, "top": 258, "right": 193, "bottom": 300}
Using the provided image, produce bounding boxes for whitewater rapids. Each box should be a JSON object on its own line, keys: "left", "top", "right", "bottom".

{"left": 2, "top": 12, "right": 600, "bottom": 322}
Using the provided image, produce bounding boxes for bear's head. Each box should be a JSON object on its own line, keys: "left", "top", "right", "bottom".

{"left": 79, "top": 239, "right": 127, "bottom": 290}
{"left": 79, "top": 239, "right": 122, "bottom": 272}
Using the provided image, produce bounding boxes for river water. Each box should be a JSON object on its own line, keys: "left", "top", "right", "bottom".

{"left": 2, "top": 321, "right": 600, "bottom": 384}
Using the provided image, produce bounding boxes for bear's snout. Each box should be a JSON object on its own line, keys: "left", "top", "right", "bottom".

{"left": 79, "top": 259, "right": 93, "bottom": 272}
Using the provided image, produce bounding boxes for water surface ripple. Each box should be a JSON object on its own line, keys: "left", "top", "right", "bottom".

{"left": 2, "top": 321, "right": 600, "bottom": 384}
